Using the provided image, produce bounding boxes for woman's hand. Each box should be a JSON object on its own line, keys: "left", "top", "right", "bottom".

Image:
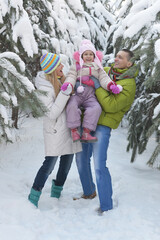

{"left": 61, "top": 82, "right": 73, "bottom": 95}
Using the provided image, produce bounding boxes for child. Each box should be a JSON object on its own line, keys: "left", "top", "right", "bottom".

{"left": 61, "top": 40, "right": 122, "bottom": 143}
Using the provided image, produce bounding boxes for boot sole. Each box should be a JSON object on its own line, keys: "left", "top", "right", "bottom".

{"left": 73, "top": 139, "right": 81, "bottom": 142}
{"left": 73, "top": 192, "right": 96, "bottom": 200}
{"left": 80, "top": 139, "right": 97, "bottom": 143}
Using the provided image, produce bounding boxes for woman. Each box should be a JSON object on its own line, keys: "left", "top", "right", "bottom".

{"left": 28, "top": 53, "right": 82, "bottom": 207}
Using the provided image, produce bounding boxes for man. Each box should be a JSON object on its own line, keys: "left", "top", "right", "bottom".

{"left": 75, "top": 49, "right": 137, "bottom": 214}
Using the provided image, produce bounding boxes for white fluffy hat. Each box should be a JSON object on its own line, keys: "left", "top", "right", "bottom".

{"left": 73, "top": 39, "right": 103, "bottom": 69}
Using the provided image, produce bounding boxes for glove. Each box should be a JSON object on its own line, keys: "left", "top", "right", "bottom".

{"left": 110, "top": 84, "right": 120, "bottom": 94}
{"left": 90, "top": 76, "right": 101, "bottom": 89}
{"left": 61, "top": 82, "right": 73, "bottom": 95}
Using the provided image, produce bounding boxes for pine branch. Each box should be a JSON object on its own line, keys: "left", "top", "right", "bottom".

{"left": 147, "top": 143, "right": 160, "bottom": 168}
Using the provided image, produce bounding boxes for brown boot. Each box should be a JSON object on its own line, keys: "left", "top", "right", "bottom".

{"left": 73, "top": 191, "right": 96, "bottom": 200}
{"left": 81, "top": 191, "right": 97, "bottom": 199}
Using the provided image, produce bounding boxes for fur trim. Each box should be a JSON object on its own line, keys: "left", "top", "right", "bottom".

{"left": 73, "top": 51, "right": 80, "bottom": 61}
{"left": 96, "top": 51, "right": 103, "bottom": 62}
{"left": 73, "top": 50, "right": 103, "bottom": 64}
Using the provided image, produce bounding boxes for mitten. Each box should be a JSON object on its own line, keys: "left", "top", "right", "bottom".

{"left": 61, "top": 82, "right": 73, "bottom": 95}
{"left": 90, "top": 76, "right": 101, "bottom": 89}
{"left": 61, "top": 82, "right": 69, "bottom": 91}
{"left": 117, "top": 85, "right": 123, "bottom": 92}
{"left": 110, "top": 84, "right": 120, "bottom": 94}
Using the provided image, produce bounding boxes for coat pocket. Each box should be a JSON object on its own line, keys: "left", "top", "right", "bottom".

{"left": 44, "top": 117, "right": 57, "bottom": 134}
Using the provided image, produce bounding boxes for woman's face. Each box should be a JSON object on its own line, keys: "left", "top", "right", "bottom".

{"left": 55, "top": 63, "right": 64, "bottom": 77}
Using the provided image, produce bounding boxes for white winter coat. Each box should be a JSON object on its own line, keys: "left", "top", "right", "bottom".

{"left": 35, "top": 71, "right": 82, "bottom": 156}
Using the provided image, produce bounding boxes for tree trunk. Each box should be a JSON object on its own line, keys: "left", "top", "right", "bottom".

{"left": 12, "top": 107, "right": 19, "bottom": 129}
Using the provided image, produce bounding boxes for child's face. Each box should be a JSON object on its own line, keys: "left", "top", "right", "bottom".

{"left": 82, "top": 50, "right": 94, "bottom": 64}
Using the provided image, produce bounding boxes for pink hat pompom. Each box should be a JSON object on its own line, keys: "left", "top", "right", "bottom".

{"left": 81, "top": 39, "right": 92, "bottom": 45}
{"left": 77, "top": 85, "right": 84, "bottom": 93}
{"left": 96, "top": 51, "right": 103, "bottom": 62}
{"left": 73, "top": 51, "right": 80, "bottom": 62}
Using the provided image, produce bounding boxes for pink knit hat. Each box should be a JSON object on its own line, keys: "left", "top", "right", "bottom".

{"left": 73, "top": 39, "right": 103, "bottom": 69}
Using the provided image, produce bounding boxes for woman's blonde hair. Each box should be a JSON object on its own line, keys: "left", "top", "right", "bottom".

{"left": 45, "top": 70, "right": 65, "bottom": 97}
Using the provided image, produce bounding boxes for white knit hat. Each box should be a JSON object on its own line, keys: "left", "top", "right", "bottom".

{"left": 78, "top": 39, "right": 103, "bottom": 69}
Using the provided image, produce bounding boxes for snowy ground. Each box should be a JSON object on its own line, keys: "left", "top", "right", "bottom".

{"left": 0, "top": 117, "right": 160, "bottom": 240}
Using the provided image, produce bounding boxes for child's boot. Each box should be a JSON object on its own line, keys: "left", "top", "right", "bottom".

{"left": 81, "top": 128, "right": 97, "bottom": 143}
{"left": 51, "top": 180, "right": 63, "bottom": 199}
{"left": 28, "top": 188, "right": 41, "bottom": 207}
{"left": 71, "top": 128, "right": 80, "bottom": 142}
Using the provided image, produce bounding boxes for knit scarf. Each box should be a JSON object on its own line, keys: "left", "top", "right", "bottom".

{"left": 108, "top": 66, "right": 131, "bottom": 82}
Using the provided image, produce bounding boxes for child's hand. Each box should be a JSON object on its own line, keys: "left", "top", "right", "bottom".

{"left": 117, "top": 85, "right": 123, "bottom": 92}
{"left": 61, "top": 82, "right": 73, "bottom": 95}
{"left": 110, "top": 84, "right": 123, "bottom": 94}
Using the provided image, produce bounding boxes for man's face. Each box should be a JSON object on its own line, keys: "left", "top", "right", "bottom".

{"left": 114, "top": 51, "right": 132, "bottom": 69}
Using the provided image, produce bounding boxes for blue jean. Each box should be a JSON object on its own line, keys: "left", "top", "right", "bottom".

{"left": 76, "top": 125, "right": 113, "bottom": 211}
{"left": 32, "top": 154, "right": 73, "bottom": 191}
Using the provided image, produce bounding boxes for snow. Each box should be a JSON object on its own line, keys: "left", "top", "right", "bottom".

{"left": 0, "top": 0, "right": 160, "bottom": 237}
{"left": 0, "top": 57, "right": 35, "bottom": 93}
{"left": 123, "top": 1, "right": 160, "bottom": 38}
{"left": 0, "top": 0, "right": 8, "bottom": 22}
{"left": 1, "top": 92, "right": 10, "bottom": 102}
{"left": 0, "top": 104, "right": 8, "bottom": 124}
{"left": 12, "top": 10, "right": 38, "bottom": 57}
{"left": 0, "top": 117, "right": 160, "bottom": 240}
{"left": 155, "top": 39, "right": 160, "bottom": 61}
{"left": 85, "top": 0, "right": 94, "bottom": 8}
{"left": 0, "top": 52, "right": 25, "bottom": 72}
{"left": 153, "top": 102, "right": 160, "bottom": 119}
{"left": 113, "top": 0, "right": 160, "bottom": 46}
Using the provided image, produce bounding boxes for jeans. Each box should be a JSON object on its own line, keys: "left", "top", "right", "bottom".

{"left": 76, "top": 125, "right": 113, "bottom": 211}
{"left": 76, "top": 143, "right": 96, "bottom": 195}
{"left": 32, "top": 154, "right": 73, "bottom": 191}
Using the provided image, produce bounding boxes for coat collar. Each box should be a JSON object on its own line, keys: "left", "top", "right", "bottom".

{"left": 35, "top": 71, "right": 52, "bottom": 89}
{"left": 108, "top": 64, "right": 138, "bottom": 81}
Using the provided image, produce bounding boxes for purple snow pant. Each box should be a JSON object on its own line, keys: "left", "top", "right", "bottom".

{"left": 66, "top": 86, "right": 102, "bottom": 131}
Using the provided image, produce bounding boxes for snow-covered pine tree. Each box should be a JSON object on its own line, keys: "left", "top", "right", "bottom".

{"left": 0, "top": 52, "right": 47, "bottom": 142}
{"left": 22, "top": 0, "right": 115, "bottom": 72}
{"left": 0, "top": 0, "right": 39, "bottom": 79}
{"left": 0, "top": 0, "right": 115, "bottom": 143}
{"left": 107, "top": 0, "right": 160, "bottom": 167}
{"left": 0, "top": 1, "right": 47, "bottom": 141}
{"left": 23, "top": 0, "right": 56, "bottom": 77}
{"left": 80, "top": 0, "right": 115, "bottom": 50}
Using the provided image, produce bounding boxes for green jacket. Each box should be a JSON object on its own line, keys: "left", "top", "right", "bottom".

{"left": 95, "top": 66, "right": 137, "bottom": 129}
